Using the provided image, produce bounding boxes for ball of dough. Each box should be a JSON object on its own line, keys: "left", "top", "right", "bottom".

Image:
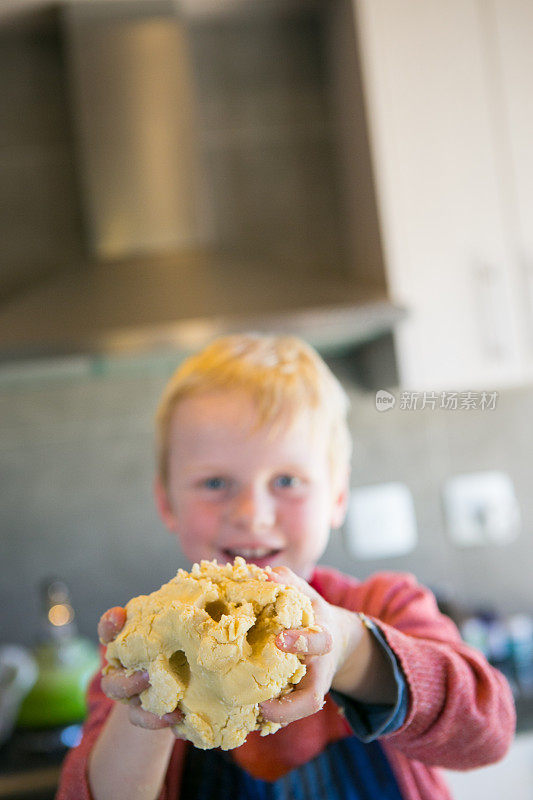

{"left": 103, "top": 557, "right": 314, "bottom": 750}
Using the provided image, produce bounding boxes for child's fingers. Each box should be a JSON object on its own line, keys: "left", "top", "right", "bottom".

{"left": 269, "top": 568, "right": 335, "bottom": 658}
{"left": 276, "top": 627, "right": 332, "bottom": 656}
{"left": 267, "top": 565, "right": 301, "bottom": 584}
{"left": 259, "top": 659, "right": 329, "bottom": 725}
{"left": 98, "top": 607, "right": 127, "bottom": 643}
{"left": 128, "top": 705, "right": 173, "bottom": 730}
{"left": 101, "top": 667, "right": 150, "bottom": 699}
{"left": 128, "top": 704, "right": 184, "bottom": 730}
{"left": 267, "top": 567, "right": 321, "bottom": 601}
{"left": 268, "top": 567, "right": 331, "bottom": 625}
{"left": 162, "top": 709, "right": 185, "bottom": 725}
{"left": 126, "top": 696, "right": 184, "bottom": 722}
{"left": 124, "top": 695, "right": 142, "bottom": 706}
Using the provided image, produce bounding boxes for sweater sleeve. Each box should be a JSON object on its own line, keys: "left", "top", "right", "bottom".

{"left": 314, "top": 568, "right": 516, "bottom": 771}
{"left": 55, "top": 666, "right": 113, "bottom": 800}
{"left": 55, "top": 656, "right": 177, "bottom": 800}
{"left": 330, "top": 618, "right": 409, "bottom": 739}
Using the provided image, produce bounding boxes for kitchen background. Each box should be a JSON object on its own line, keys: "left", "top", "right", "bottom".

{"left": 1, "top": 1, "right": 533, "bottom": 797}
{"left": 1, "top": 361, "right": 533, "bottom": 642}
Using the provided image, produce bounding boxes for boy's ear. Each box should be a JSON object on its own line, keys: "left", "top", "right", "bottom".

{"left": 330, "top": 470, "right": 350, "bottom": 530}
{"left": 154, "top": 477, "right": 179, "bottom": 533}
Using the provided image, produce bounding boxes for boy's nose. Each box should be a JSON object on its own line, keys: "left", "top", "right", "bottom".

{"left": 229, "top": 486, "right": 275, "bottom": 532}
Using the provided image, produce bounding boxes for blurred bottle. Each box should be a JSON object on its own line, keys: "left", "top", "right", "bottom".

{"left": 16, "top": 578, "right": 100, "bottom": 729}
{"left": 460, "top": 615, "right": 490, "bottom": 655}
{"left": 485, "top": 616, "right": 517, "bottom": 694}
{"left": 461, "top": 612, "right": 518, "bottom": 697}
{"left": 507, "top": 614, "right": 533, "bottom": 697}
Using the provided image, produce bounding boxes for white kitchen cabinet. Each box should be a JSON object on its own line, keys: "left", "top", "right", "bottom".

{"left": 445, "top": 731, "right": 533, "bottom": 800}
{"left": 490, "top": 0, "right": 533, "bottom": 382}
{"left": 352, "top": 0, "right": 530, "bottom": 391}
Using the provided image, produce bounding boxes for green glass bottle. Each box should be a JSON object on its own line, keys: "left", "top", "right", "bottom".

{"left": 17, "top": 579, "right": 100, "bottom": 728}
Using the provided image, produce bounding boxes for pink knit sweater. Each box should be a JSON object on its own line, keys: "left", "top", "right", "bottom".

{"left": 56, "top": 568, "right": 516, "bottom": 800}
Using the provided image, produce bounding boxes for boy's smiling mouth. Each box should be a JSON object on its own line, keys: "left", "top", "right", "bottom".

{"left": 221, "top": 546, "right": 283, "bottom": 567}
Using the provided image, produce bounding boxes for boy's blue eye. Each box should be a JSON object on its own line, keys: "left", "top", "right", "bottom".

{"left": 203, "top": 477, "right": 226, "bottom": 490}
{"left": 274, "top": 475, "right": 300, "bottom": 489}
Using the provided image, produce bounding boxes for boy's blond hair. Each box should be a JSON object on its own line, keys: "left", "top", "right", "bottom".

{"left": 156, "top": 333, "right": 352, "bottom": 490}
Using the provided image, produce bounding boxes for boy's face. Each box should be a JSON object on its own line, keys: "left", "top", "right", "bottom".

{"left": 155, "top": 389, "right": 348, "bottom": 581}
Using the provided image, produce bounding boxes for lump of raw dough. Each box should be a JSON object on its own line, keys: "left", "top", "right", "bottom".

{"left": 103, "top": 557, "right": 314, "bottom": 750}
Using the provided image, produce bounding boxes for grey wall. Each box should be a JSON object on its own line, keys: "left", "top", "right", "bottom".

{"left": 335, "top": 381, "right": 533, "bottom": 614}
{"left": 1, "top": 362, "right": 531, "bottom": 647}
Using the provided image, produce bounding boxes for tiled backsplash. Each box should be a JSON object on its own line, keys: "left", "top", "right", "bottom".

{"left": 1, "top": 363, "right": 532, "bottom": 647}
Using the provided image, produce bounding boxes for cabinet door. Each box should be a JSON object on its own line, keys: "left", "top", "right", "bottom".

{"left": 490, "top": 0, "right": 533, "bottom": 379}
{"left": 354, "top": 0, "right": 524, "bottom": 391}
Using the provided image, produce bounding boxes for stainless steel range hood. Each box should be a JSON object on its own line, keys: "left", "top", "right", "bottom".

{"left": 0, "top": 0, "right": 403, "bottom": 364}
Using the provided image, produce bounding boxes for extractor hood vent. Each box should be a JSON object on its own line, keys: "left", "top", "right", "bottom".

{"left": 0, "top": 0, "right": 404, "bottom": 364}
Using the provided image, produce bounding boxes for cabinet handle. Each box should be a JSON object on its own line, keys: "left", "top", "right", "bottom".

{"left": 472, "top": 263, "right": 507, "bottom": 361}
{"left": 518, "top": 254, "right": 533, "bottom": 352}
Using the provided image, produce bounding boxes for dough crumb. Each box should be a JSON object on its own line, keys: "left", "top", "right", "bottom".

{"left": 104, "top": 557, "right": 314, "bottom": 749}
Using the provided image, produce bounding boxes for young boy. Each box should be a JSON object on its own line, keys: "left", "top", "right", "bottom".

{"left": 57, "top": 333, "right": 515, "bottom": 800}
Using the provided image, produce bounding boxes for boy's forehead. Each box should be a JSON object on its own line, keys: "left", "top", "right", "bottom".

{"left": 167, "top": 389, "right": 327, "bottom": 454}
{"left": 169, "top": 390, "right": 258, "bottom": 434}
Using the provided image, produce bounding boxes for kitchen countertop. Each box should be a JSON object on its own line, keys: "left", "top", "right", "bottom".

{"left": 0, "top": 726, "right": 75, "bottom": 800}
{"left": 515, "top": 695, "right": 533, "bottom": 734}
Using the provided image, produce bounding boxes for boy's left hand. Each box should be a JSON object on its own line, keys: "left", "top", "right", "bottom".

{"left": 259, "top": 566, "right": 351, "bottom": 726}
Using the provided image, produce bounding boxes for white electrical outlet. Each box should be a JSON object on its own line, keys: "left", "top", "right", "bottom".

{"left": 344, "top": 482, "right": 417, "bottom": 559}
{"left": 442, "top": 471, "right": 521, "bottom": 547}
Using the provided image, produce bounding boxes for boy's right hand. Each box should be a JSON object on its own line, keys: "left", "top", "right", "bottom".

{"left": 98, "top": 607, "right": 184, "bottom": 732}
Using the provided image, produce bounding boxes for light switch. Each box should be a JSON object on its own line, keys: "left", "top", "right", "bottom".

{"left": 344, "top": 483, "right": 417, "bottom": 559}
{"left": 442, "top": 471, "right": 521, "bottom": 547}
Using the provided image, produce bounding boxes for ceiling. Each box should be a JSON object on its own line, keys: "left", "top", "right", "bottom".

{"left": 0, "top": 0, "right": 152, "bottom": 27}
{"left": 0, "top": 0, "right": 318, "bottom": 28}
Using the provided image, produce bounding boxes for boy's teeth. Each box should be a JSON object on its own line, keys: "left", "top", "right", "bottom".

{"left": 226, "top": 547, "right": 277, "bottom": 559}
